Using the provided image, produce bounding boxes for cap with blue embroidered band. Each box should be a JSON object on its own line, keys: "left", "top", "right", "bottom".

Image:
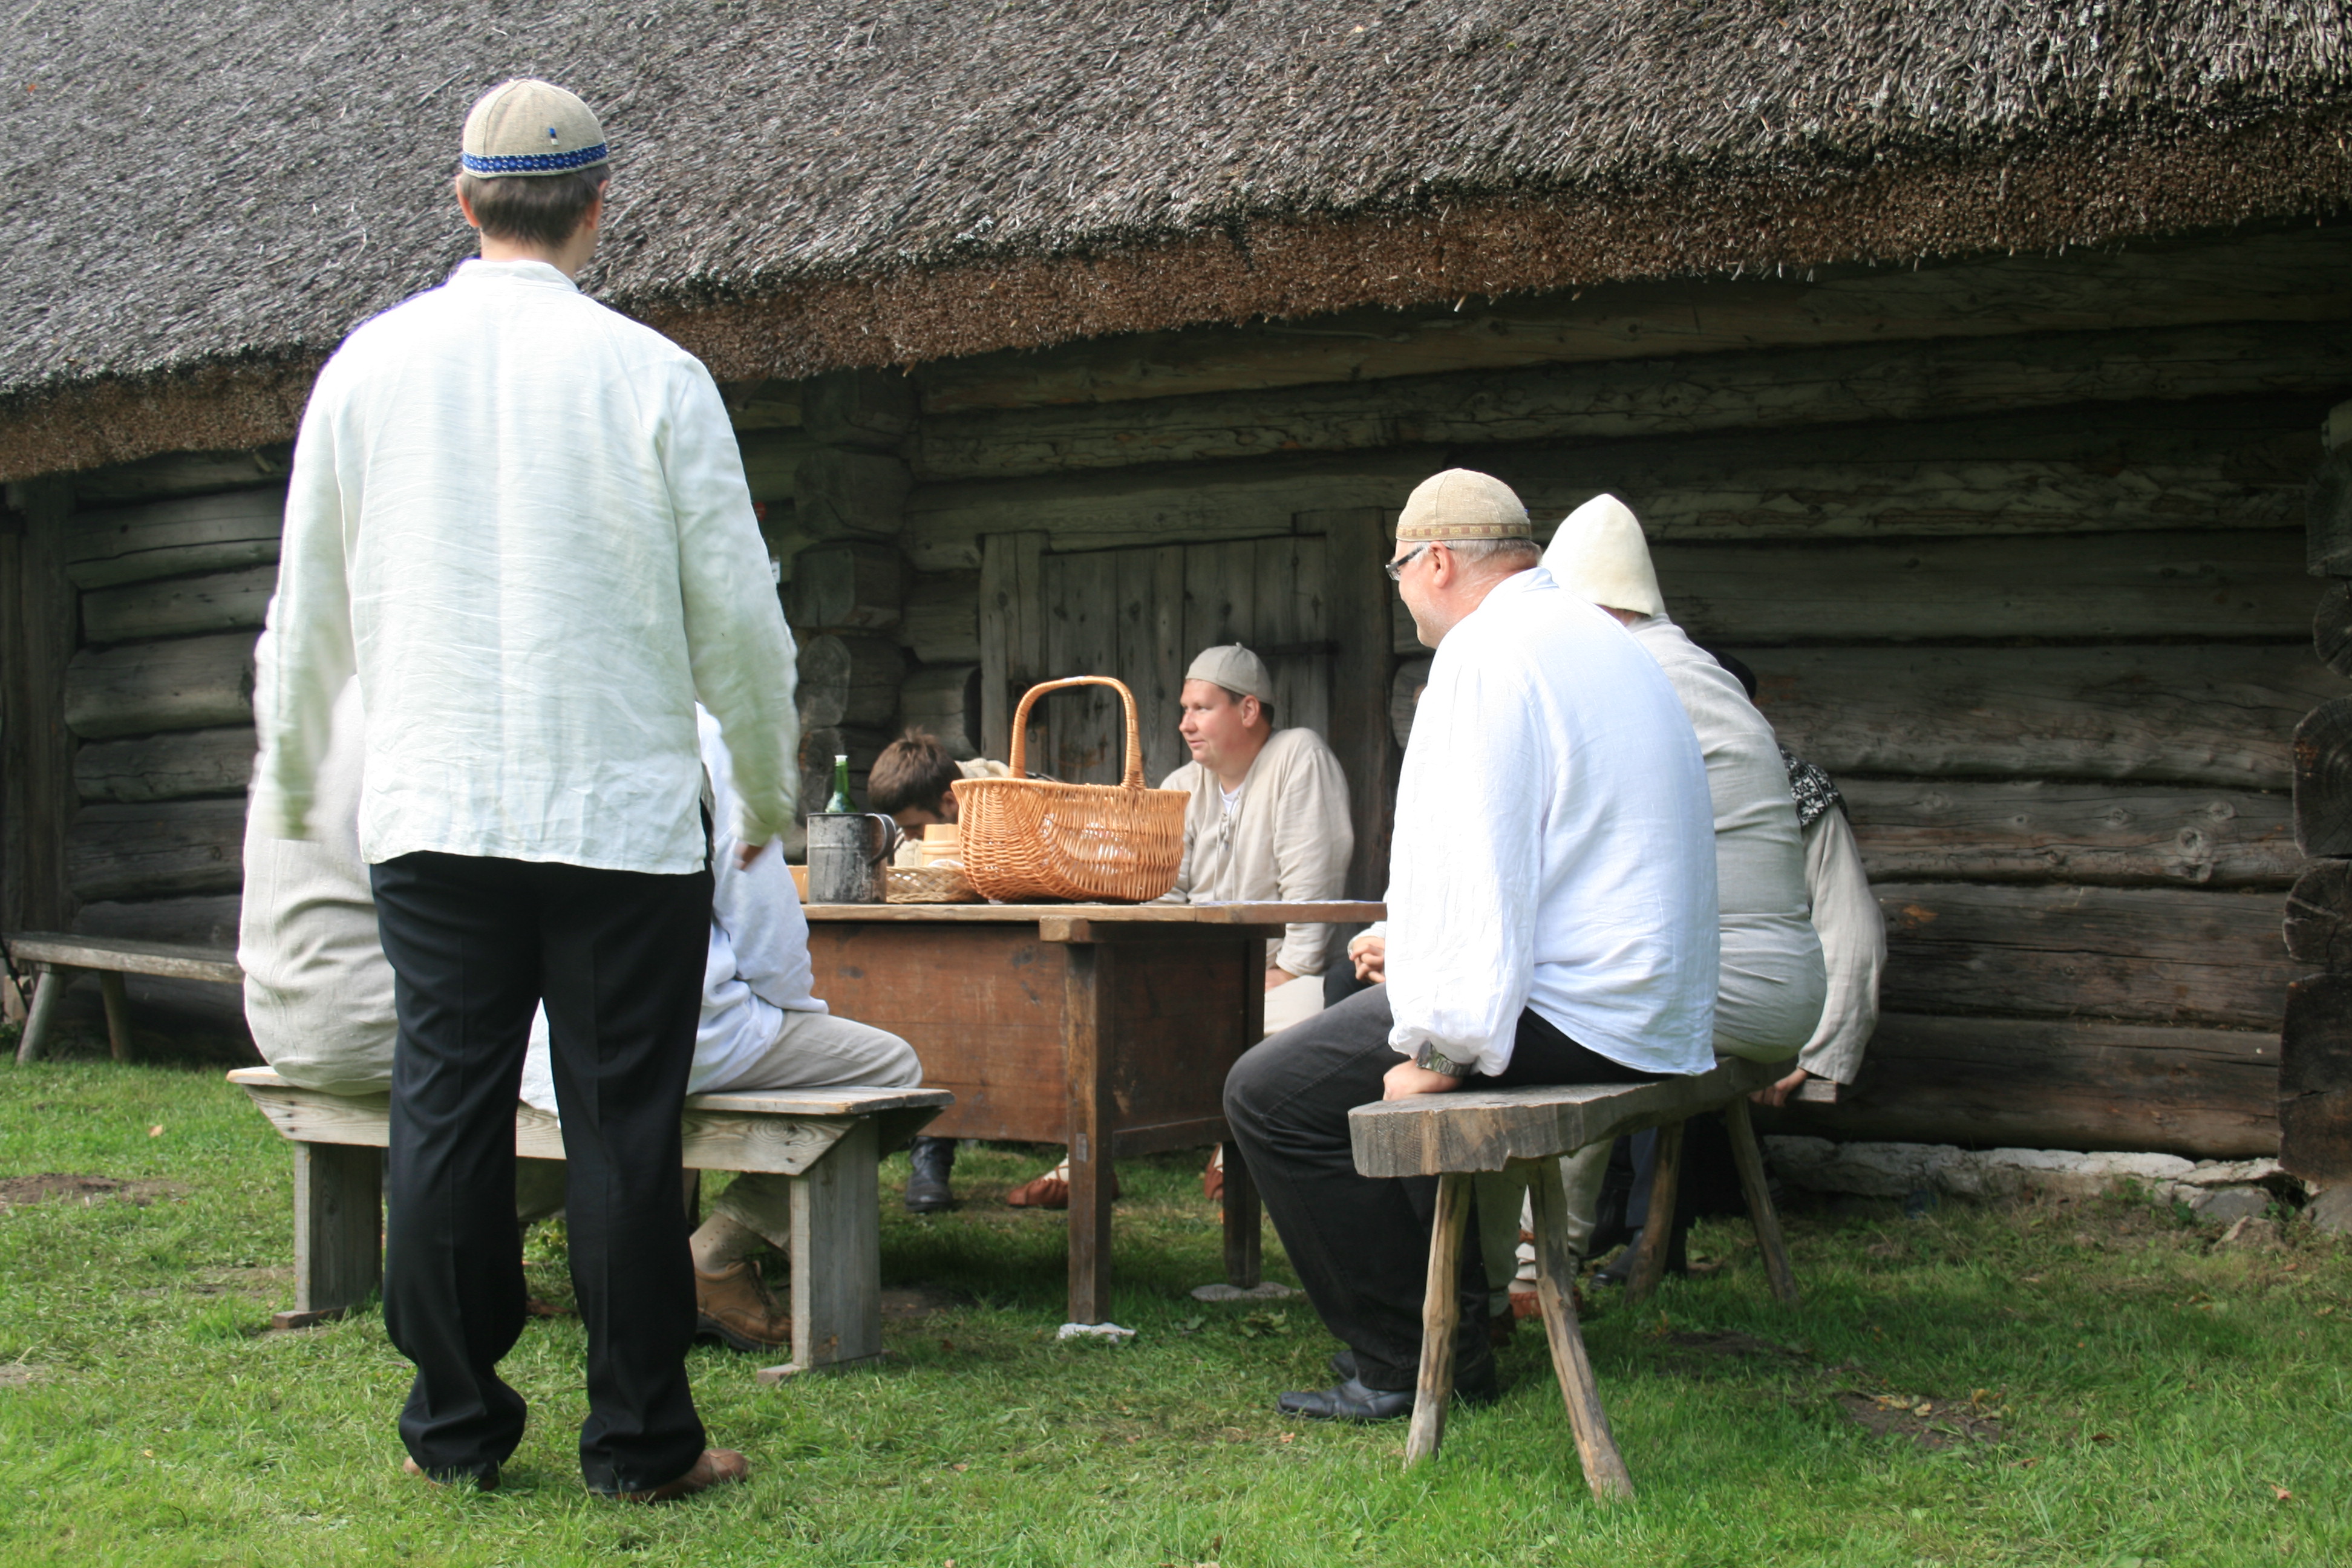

{"left": 460, "top": 79, "right": 609, "bottom": 177}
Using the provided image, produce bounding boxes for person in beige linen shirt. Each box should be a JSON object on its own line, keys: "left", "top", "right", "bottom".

{"left": 1006, "top": 644, "right": 1353, "bottom": 1208}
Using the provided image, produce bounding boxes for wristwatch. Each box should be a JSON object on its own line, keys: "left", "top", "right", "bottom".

{"left": 1414, "top": 1043, "right": 1467, "bottom": 1077}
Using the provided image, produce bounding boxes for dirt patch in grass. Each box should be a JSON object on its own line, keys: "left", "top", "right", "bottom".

{"left": 0, "top": 1173, "right": 183, "bottom": 1210}
{"left": 881, "top": 1285, "right": 968, "bottom": 1320}
{"left": 1835, "top": 1390, "right": 2006, "bottom": 1450}
{"left": 0, "top": 1363, "right": 48, "bottom": 1388}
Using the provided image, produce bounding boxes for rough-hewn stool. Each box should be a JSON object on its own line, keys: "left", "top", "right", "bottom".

{"left": 1348, "top": 1056, "right": 1799, "bottom": 1501}
{"left": 228, "top": 1067, "right": 951, "bottom": 1377}
{"left": 8, "top": 932, "right": 242, "bottom": 1063}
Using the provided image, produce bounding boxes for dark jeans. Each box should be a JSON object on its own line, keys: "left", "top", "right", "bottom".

{"left": 1224, "top": 984, "right": 1659, "bottom": 1392}
{"left": 371, "top": 851, "right": 711, "bottom": 1493}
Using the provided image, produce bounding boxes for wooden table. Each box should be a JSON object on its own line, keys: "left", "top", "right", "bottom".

{"left": 800, "top": 900, "right": 1384, "bottom": 1323}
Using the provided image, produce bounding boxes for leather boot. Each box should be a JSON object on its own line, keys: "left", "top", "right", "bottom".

{"left": 693, "top": 1260, "right": 790, "bottom": 1353}
{"left": 906, "top": 1135, "right": 957, "bottom": 1213}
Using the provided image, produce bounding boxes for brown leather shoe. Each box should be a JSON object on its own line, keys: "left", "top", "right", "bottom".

{"left": 1005, "top": 1159, "right": 1120, "bottom": 1210}
{"left": 694, "top": 1260, "right": 790, "bottom": 1354}
{"left": 403, "top": 1455, "right": 498, "bottom": 1491}
{"left": 615, "top": 1448, "right": 750, "bottom": 1503}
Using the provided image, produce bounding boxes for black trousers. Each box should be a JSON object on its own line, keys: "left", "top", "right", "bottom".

{"left": 371, "top": 851, "right": 711, "bottom": 1492}
{"left": 1224, "top": 984, "right": 1659, "bottom": 1392}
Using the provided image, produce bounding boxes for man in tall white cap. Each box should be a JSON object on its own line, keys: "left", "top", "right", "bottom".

{"left": 256, "top": 79, "right": 786, "bottom": 1500}
{"left": 1223, "top": 469, "right": 1718, "bottom": 1422}
{"left": 1006, "top": 641, "right": 1353, "bottom": 1208}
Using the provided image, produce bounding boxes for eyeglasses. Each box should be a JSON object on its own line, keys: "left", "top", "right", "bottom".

{"left": 1383, "top": 543, "right": 1431, "bottom": 582}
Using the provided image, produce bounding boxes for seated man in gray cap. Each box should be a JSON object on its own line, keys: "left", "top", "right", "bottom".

{"left": 1007, "top": 641, "right": 1354, "bottom": 1208}
{"left": 1224, "top": 469, "right": 1718, "bottom": 1422}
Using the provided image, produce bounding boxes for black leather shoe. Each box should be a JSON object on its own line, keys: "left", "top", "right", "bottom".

{"left": 904, "top": 1136, "right": 957, "bottom": 1213}
{"left": 1278, "top": 1377, "right": 1417, "bottom": 1423}
{"left": 1328, "top": 1348, "right": 1357, "bottom": 1383}
{"left": 1323, "top": 1350, "right": 1500, "bottom": 1404}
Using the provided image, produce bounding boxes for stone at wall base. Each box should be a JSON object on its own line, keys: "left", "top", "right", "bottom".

{"left": 2308, "top": 1184, "right": 2352, "bottom": 1235}
{"left": 1763, "top": 1137, "right": 2304, "bottom": 1214}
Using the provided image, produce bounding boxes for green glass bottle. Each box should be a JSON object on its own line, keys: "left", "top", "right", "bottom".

{"left": 823, "top": 753, "right": 854, "bottom": 814}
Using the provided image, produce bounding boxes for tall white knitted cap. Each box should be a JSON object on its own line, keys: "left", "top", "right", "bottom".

{"left": 461, "top": 79, "right": 610, "bottom": 177}
{"left": 1541, "top": 492, "right": 1665, "bottom": 618}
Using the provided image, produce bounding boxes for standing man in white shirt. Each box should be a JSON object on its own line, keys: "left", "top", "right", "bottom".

{"left": 254, "top": 81, "right": 791, "bottom": 1501}
{"left": 1223, "top": 469, "right": 1719, "bottom": 1422}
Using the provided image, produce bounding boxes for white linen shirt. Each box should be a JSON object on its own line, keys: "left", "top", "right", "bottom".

{"left": 254, "top": 258, "right": 797, "bottom": 874}
{"left": 522, "top": 708, "right": 825, "bottom": 1112}
{"left": 1386, "top": 569, "right": 1717, "bottom": 1078}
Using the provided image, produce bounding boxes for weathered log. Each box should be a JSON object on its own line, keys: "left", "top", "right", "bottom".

{"left": 67, "top": 799, "right": 247, "bottom": 902}
{"left": 65, "top": 488, "right": 284, "bottom": 590}
{"left": 805, "top": 369, "right": 916, "bottom": 451}
{"left": 797, "top": 448, "right": 911, "bottom": 540}
{"left": 71, "top": 895, "right": 249, "bottom": 1039}
{"left": 1754, "top": 644, "right": 2338, "bottom": 792}
{"left": 797, "top": 724, "right": 892, "bottom": 811}
{"left": 915, "top": 321, "right": 2352, "bottom": 483}
{"left": 1665, "top": 529, "right": 2304, "bottom": 644}
{"left": 1763, "top": 1012, "right": 2277, "bottom": 1159}
{"left": 738, "top": 428, "right": 819, "bottom": 506}
{"left": 2284, "top": 860, "right": 2352, "bottom": 968}
{"left": 1391, "top": 657, "right": 1432, "bottom": 750}
{"left": 63, "top": 631, "right": 256, "bottom": 740}
{"left": 2280, "top": 974, "right": 2352, "bottom": 1183}
{"left": 1876, "top": 882, "right": 2295, "bottom": 1031}
{"left": 903, "top": 402, "right": 2308, "bottom": 570}
{"left": 2310, "top": 448, "right": 2352, "bottom": 577}
{"left": 2293, "top": 698, "right": 2352, "bottom": 857}
{"left": 2317, "top": 581, "right": 2352, "bottom": 680}
{"left": 1841, "top": 779, "right": 2299, "bottom": 890}
{"left": 80, "top": 564, "right": 276, "bottom": 644}
{"left": 73, "top": 446, "right": 290, "bottom": 509}
{"left": 899, "top": 665, "right": 981, "bottom": 757}
{"left": 900, "top": 570, "right": 981, "bottom": 664}
{"left": 918, "top": 226, "right": 2352, "bottom": 414}
{"left": 796, "top": 635, "right": 908, "bottom": 730}
{"left": 74, "top": 726, "right": 257, "bottom": 805}
{"left": 787, "top": 541, "right": 905, "bottom": 633}
{"left": 718, "top": 379, "right": 803, "bottom": 431}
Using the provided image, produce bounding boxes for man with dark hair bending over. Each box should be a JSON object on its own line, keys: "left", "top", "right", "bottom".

{"left": 1224, "top": 469, "right": 1718, "bottom": 1420}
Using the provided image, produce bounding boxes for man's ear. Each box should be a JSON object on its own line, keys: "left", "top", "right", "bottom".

{"left": 1243, "top": 695, "right": 1263, "bottom": 728}
{"left": 454, "top": 175, "right": 480, "bottom": 230}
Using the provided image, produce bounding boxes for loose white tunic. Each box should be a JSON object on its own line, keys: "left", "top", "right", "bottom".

{"left": 1385, "top": 570, "right": 1717, "bottom": 1078}
{"left": 254, "top": 258, "right": 797, "bottom": 874}
{"left": 1795, "top": 805, "right": 1885, "bottom": 1085}
{"left": 1160, "top": 727, "right": 1354, "bottom": 977}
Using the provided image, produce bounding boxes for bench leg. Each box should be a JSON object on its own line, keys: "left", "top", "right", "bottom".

{"left": 1724, "top": 1098, "right": 1800, "bottom": 1305}
{"left": 789, "top": 1119, "right": 883, "bottom": 1373}
{"left": 99, "top": 971, "right": 134, "bottom": 1063}
{"left": 1220, "top": 1138, "right": 1262, "bottom": 1289}
{"left": 1526, "top": 1157, "right": 1635, "bottom": 1502}
{"left": 278, "top": 1141, "right": 382, "bottom": 1330}
{"left": 1624, "top": 1118, "right": 1685, "bottom": 1304}
{"left": 15, "top": 964, "right": 75, "bottom": 1064}
{"left": 1403, "top": 1170, "right": 1471, "bottom": 1468}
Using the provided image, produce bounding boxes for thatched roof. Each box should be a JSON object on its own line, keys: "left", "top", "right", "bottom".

{"left": 6, "top": 1, "right": 2350, "bottom": 480}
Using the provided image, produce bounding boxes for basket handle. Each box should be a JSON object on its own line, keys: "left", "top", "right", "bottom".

{"left": 1008, "top": 676, "right": 1148, "bottom": 788}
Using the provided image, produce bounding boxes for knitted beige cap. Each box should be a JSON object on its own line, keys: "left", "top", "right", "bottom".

{"left": 1395, "top": 469, "right": 1532, "bottom": 542}
{"left": 461, "top": 79, "right": 609, "bottom": 178}
{"left": 1541, "top": 492, "right": 1665, "bottom": 618}
{"left": 1185, "top": 644, "right": 1272, "bottom": 702}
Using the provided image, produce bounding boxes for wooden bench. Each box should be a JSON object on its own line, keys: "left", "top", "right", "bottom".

{"left": 227, "top": 1067, "right": 952, "bottom": 1377}
{"left": 1349, "top": 1056, "right": 1799, "bottom": 1501}
{"left": 8, "top": 932, "right": 243, "bottom": 1064}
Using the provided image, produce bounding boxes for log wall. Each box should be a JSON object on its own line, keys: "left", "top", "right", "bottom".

{"left": 8, "top": 223, "right": 2341, "bottom": 1122}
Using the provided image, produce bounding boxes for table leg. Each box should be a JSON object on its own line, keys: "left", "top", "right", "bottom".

{"left": 1525, "top": 1157, "right": 1635, "bottom": 1501}
{"left": 1403, "top": 1170, "right": 1471, "bottom": 1468}
{"left": 16, "top": 963, "right": 74, "bottom": 1064}
{"left": 99, "top": 971, "right": 134, "bottom": 1063}
{"left": 1064, "top": 942, "right": 1115, "bottom": 1324}
{"left": 1220, "top": 1139, "right": 1262, "bottom": 1287}
{"left": 276, "top": 1141, "right": 382, "bottom": 1330}
{"left": 1724, "top": 1099, "right": 1801, "bottom": 1305}
{"left": 1624, "top": 1118, "right": 1685, "bottom": 1304}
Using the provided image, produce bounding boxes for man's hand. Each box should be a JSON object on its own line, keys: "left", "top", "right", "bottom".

{"left": 1382, "top": 1058, "right": 1462, "bottom": 1101}
{"left": 1264, "top": 964, "right": 1296, "bottom": 993}
{"left": 1350, "top": 935, "right": 1387, "bottom": 984}
{"left": 734, "top": 839, "right": 771, "bottom": 871}
{"left": 1749, "top": 1067, "right": 1811, "bottom": 1108}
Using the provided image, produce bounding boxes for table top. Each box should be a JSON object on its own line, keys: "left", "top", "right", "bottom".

{"left": 799, "top": 900, "right": 1387, "bottom": 924}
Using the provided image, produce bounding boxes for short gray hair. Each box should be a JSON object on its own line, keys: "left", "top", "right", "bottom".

{"left": 1442, "top": 537, "right": 1541, "bottom": 573}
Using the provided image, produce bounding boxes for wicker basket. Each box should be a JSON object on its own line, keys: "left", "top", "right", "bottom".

{"left": 886, "top": 864, "right": 981, "bottom": 904}
{"left": 950, "top": 676, "right": 1189, "bottom": 903}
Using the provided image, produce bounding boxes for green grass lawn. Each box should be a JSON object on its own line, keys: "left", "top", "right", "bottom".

{"left": 2, "top": 1048, "right": 2348, "bottom": 1567}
